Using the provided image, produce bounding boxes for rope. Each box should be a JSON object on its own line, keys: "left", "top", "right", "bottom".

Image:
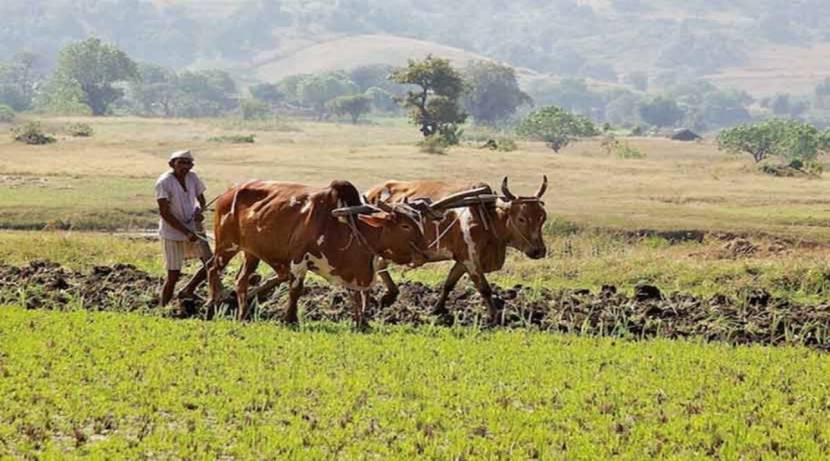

{"left": 430, "top": 211, "right": 463, "bottom": 248}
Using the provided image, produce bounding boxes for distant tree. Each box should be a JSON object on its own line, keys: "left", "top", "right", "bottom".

{"left": 241, "top": 98, "right": 270, "bottom": 120}
{"left": 0, "top": 52, "right": 42, "bottom": 111}
{"left": 814, "top": 78, "right": 830, "bottom": 110}
{"left": 49, "top": 38, "right": 139, "bottom": 115}
{"left": 348, "top": 64, "right": 394, "bottom": 92}
{"left": 129, "top": 63, "right": 179, "bottom": 116}
{"left": 174, "top": 69, "right": 238, "bottom": 117}
{"left": 462, "top": 61, "right": 531, "bottom": 125}
{"left": 763, "top": 93, "right": 808, "bottom": 118}
{"left": 249, "top": 82, "right": 284, "bottom": 107}
{"left": 0, "top": 104, "right": 14, "bottom": 123}
{"left": 604, "top": 91, "right": 643, "bottom": 126}
{"left": 517, "top": 105, "right": 598, "bottom": 152}
{"left": 277, "top": 74, "right": 312, "bottom": 104}
{"left": 638, "top": 96, "right": 684, "bottom": 128}
{"left": 365, "top": 87, "right": 398, "bottom": 113}
{"left": 717, "top": 118, "right": 827, "bottom": 163}
{"left": 329, "top": 94, "right": 372, "bottom": 123}
{"left": 390, "top": 56, "right": 467, "bottom": 142}
{"left": 526, "top": 78, "right": 603, "bottom": 117}
{"left": 297, "top": 73, "right": 357, "bottom": 120}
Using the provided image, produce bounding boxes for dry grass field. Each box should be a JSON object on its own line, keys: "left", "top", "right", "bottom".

{"left": 3, "top": 115, "right": 830, "bottom": 300}
{"left": 3, "top": 115, "right": 830, "bottom": 239}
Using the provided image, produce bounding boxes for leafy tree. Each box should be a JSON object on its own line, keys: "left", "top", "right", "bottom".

{"left": 249, "top": 83, "right": 284, "bottom": 107}
{"left": 718, "top": 118, "right": 828, "bottom": 163}
{"left": 0, "top": 104, "right": 14, "bottom": 123}
{"left": 348, "top": 64, "right": 394, "bottom": 92}
{"left": 390, "top": 55, "right": 467, "bottom": 141}
{"left": 50, "top": 38, "right": 139, "bottom": 115}
{"left": 174, "top": 70, "right": 238, "bottom": 117}
{"left": 517, "top": 105, "right": 597, "bottom": 152}
{"left": 365, "top": 87, "right": 398, "bottom": 113}
{"left": 129, "top": 63, "right": 179, "bottom": 116}
{"left": 277, "top": 74, "right": 312, "bottom": 104}
{"left": 462, "top": 61, "right": 531, "bottom": 125}
{"left": 241, "top": 98, "right": 270, "bottom": 120}
{"left": 297, "top": 73, "right": 357, "bottom": 120}
{"left": 526, "top": 78, "right": 603, "bottom": 117}
{"left": 638, "top": 96, "right": 684, "bottom": 128}
{"left": 328, "top": 94, "right": 372, "bottom": 123}
{"left": 0, "top": 52, "right": 42, "bottom": 111}
{"left": 762, "top": 93, "right": 808, "bottom": 118}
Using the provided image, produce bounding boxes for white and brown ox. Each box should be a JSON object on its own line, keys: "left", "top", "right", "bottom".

{"left": 365, "top": 176, "right": 548, "bottom": 323}
{"left": 207, "top": 180, "right": 432, "bottom": 325}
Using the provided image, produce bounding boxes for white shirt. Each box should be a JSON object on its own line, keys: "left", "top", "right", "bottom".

{"left": 155, "top": 171, "right": 206, "bottom": 241}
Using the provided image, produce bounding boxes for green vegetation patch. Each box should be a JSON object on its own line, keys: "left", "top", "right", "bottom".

{"left": 2, "top": 307, "right": 830, "bottom": 458}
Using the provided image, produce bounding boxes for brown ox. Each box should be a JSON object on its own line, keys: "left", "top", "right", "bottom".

{"left": 207, "top": 180, "right": 430, "bottom": 325}
{"left": 365, "top": 176, "right": 548, "bottom": 323}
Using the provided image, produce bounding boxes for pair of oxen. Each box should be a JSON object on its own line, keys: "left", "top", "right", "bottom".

{"left": 206, "top": 176, "right": 549, "bottom": 326}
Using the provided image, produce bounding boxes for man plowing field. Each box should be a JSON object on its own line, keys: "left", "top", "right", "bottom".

{"left": 154, "top": 150, "right": 213, "bottom": 314}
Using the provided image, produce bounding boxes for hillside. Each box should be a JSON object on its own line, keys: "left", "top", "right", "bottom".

{"left": 253, "top": 35, "right": 498, "bottom": 82}
{"left": 5, "top": 0, "right": 830, "bottom": 97}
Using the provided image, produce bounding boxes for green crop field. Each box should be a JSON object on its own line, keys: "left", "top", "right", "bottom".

{"left": 3, "top": 307, "right": 830, "bottom": 459}
{"left": 4, "top": 115, "right": 830, "bottom": 458}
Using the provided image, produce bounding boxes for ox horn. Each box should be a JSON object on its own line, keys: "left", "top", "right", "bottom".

{"left": 374, "top": 200, "right": 395, "bottom": 213}
{"left": 501, "top": 177, "right": 516, "bottom": 201}
{"left": 430, "top": 186, "right": 491, "bottom": 211}
{"left": 536, "top": 175, "right": 548, "bottom": 198}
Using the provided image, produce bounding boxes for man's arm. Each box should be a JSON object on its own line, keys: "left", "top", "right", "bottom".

{"left": 158, "top": 198, "right": 198, "bottom": 241}
{"left": 195, "top": 193, "right": 207, "bottom": 223}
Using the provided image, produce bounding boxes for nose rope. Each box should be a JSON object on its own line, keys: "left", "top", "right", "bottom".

{"left": 508, "top": 216, "right": 536, "bottom": 249}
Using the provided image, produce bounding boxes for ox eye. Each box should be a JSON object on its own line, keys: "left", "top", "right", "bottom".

{"left": 517, "top": 217, "right": 527, "bottom": 224}
{"left": 401, "top": 223, "right": 412, "bottom": 231}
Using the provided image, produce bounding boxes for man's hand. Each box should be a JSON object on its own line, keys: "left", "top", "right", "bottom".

{"left": 187, "top": 231, "right": 200, "bottom": 242}
{"left": 194, "top": 210, "right": 205, "bottom": 223}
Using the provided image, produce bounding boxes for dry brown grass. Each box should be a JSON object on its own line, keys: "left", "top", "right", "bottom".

{"left": 2, "top": 115, "right": 830, "bottom": 240}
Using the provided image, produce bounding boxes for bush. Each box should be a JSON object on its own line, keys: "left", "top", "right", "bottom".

{"left": 11, "top": 122, "right": 56, "bottom": 145}
{"left": 208, "top": 134, "right": 255, "bottom": 143}
{"left": 601, "top": 134, "right": 646, "bottom": 159}
{"left": 418, "top": 135, "right": 448, "bottom": 154}
{"left": 66, "top": 122, "right": 93, "bottom": 137}
{"left": 480, "top": 138, "right": 518, "bottom": 152}
{"left": 803, "top": 160, "right": 824, "bottom": 175}
{"left": 517, "top": 105, "right": 597, "bottom": 152}
{"left": 0, "top": 104, "right": 14, "bottom": 123}
{"left": 240, "top": 98, "right": 270, "bottom": 120}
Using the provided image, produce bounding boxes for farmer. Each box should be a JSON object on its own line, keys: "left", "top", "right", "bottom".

{"left": 155, "top": 149, "right": 213, "bottom": 312}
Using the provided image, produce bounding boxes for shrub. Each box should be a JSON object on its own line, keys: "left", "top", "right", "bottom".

{"left": 601, "top": 134, "right": 645, "bottom": 159}
{"left": 66, "top": 122, "right": 93, "bottom": 137}
{"left": 480, "top": 137, "right": 518, "bottom": 152}
{"left": 0, "top": 104, "right": 14, "bottom": 123}
{"left": 208, "top": 134, "right": 255, "bottom": 144}
{"left": 11, "top": 122, "right": 56, "bottom": 145}
{"left": 418, "top": 135, "right": 448, "bottom": 154}
{"left": 240, "top": 98, "right": 270, "bottom": 120}
{"left": 517, "top": 105, "right": 597, "bottom": 152}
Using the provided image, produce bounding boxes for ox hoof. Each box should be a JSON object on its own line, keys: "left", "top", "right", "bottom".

{"left": 379, "top": 293, "right": 398, "bottom": 308}
{"left": 283, "top": 315, "right": 299, "bottom": 326}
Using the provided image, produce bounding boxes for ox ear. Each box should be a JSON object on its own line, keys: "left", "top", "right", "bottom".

{"left": 357, "top": 213, "right": 393, "bottom": 228}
